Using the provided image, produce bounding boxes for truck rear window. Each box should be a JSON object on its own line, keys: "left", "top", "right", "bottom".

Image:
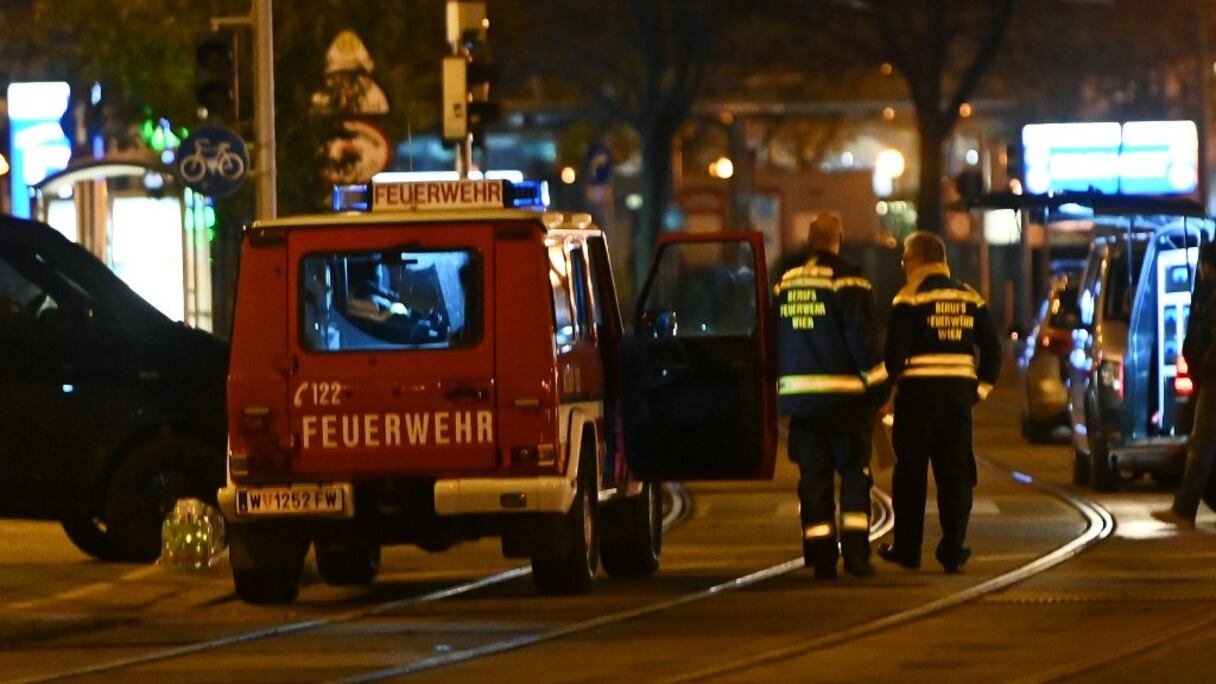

{"left": 300, "top": 249, "right": 481, "bottom": 352}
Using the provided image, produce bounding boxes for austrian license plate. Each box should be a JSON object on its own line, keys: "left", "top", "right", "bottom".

{"left": 235, "top": 484, "right": 349, "bottom": 516}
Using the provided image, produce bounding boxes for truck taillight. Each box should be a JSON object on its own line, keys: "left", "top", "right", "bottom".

{"left": 1175, "top": 355, "right": 1194, "bottom": 397}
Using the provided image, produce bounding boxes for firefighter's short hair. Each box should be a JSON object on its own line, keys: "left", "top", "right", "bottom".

{"left": 904, "top": 231, "right": 946, "bottom": 264}
{"left": 807, "top": 212, "right": 843, "bottom": 251}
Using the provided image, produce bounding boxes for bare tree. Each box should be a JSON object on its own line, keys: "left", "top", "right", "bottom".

{"left": 806, "top": 0, "right": 1017, "bottom": 234}
{"left": 501, "top": 0, "right": 739, "bottom": 289}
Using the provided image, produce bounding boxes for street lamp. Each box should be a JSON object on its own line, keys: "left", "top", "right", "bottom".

{"left": 709, "top": 156, "right": 734, "bottom": 179}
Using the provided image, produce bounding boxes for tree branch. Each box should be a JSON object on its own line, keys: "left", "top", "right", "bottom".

{"left": 944, "top": 0, "right": 1016, "bottom": 120}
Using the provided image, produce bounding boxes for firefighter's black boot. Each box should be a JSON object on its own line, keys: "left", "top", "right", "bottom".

{"left": 841, "top": 533, "right": 873, "bottom": 577}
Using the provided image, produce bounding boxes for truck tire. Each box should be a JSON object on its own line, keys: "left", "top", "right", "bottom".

{"left": 233, "top": 567, "right": 304, "bottom": 605}
{"left": 1072, "top": 450, "right": 1091, "bottom": 487}
{"left": 61, "top": 515, "right": 115, "bottom": 561}
{"left": 532, "top": 448, "right": 598, "bottom": 595}
{"left": 229, "top": 524, "right": 308, "bottom": 605}
{"left": 600, "top": 482, "right": 662, "bottom": 578}
{"left": 104, "top": 436, "right": 224, "bottom": 562}
{"left": 316, "top": 542, "right": 381, "bottom": 586}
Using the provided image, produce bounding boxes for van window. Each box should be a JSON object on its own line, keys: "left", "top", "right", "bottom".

{"left": 1102, "top": 243, "right": 1147, "bottom": 323}
{"left": 300, "top": 249, "right": 482, "bottom": 352}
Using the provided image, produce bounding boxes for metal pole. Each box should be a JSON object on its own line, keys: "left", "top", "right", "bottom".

{"left": 1198, "top": 0, "right": 1211, "bottom": 211}
{"left": 254, "top": 0, "right": 277, "bottom": 219}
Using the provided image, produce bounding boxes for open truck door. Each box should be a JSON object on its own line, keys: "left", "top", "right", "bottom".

{"left": 622, "top": 232, "right": 776, "bottom": 481}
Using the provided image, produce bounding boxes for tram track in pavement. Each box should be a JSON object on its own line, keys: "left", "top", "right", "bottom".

{"left": 7, "top": 485, "right": 690, "bottom": 684}
{"left": 12, "top": 437, "right": 1108, "bottom": 683}
{"left": 654, "top": 456, "right": 1115, "bottom": 683}
{"left": 6, "top": 482, "right": 887, "bottom": 683}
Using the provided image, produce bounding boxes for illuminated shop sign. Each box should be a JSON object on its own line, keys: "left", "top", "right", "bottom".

{"left": 7, "top": 82, "right": 73, "bottom": 218}
{"left": 1022, "top": 121, "right": 1198, "bottom": 196}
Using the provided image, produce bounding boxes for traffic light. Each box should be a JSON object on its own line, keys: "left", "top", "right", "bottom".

{"left": 195, "top": 32, "right": 235, "bottom": 121}
{"left": 442, "top": 1, "right": 498, "bottom": 144}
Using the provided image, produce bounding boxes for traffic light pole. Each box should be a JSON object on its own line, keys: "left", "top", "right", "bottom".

{"left": 253, "top": 0, "right": 277, "bottom": 219}
{"left": 211, "top": 0, "right": 276, "bottom": 219}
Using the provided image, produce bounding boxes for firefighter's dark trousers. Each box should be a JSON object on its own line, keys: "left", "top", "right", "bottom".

{"left": 788, "top": 405, "right": 874, "bottom": 569}
{"left": 890, "top": 380, "right": 978, "bottom": 566}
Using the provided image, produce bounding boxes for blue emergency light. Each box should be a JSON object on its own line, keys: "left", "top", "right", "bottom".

{"left": 331, "top": 178, "right": 549, "bottom": 212}
{"left": 332, "top": 184, "right": 371, "bottom": 211}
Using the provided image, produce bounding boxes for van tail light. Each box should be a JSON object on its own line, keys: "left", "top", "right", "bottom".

{"left": 1098, "top": 358, "right": 1124, "bottom": 399}
{"left": 1040, "top": 330, "right": 1073, "bottom": 354}
{"left": 1175, "top": 355, "right": 1194, "bottom": 397}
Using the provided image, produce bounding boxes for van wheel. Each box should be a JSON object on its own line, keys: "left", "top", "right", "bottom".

{"left": 600, "top": 482, "right": 662, "bottom": 577}
{"left": 1072, "top": 451, "right": 1091, "bottom": 487}
{"left": 61, "top": 515, "right": 115, "bottom": 561}
{"left": 532, "top": 451, "right": 598, "bottom": 595}
{"left": 1021, "top": 415, "right": 1054, "bottom": 444}
{"left": 316, "top": 542, "right": 381, "bottom": 586}
{"left": 229, "top": 525, "right": 308, "bottom": 604}
{"left": 104, "top": 436, "right": 224, "bottom": 562}
{"left": 1089, "top": 434, "right": 1119, "bottom": 492}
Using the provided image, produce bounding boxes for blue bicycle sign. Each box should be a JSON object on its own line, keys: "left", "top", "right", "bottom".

{"left": 177, "top": 126, "right": 249, "bottom": 198}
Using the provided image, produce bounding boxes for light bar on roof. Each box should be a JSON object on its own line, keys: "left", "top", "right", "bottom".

{"left": 331, "top": 178, "right": 549, "bottom": 213}
{"left": 373, "top": 169, "right": 525, "bottom": 183}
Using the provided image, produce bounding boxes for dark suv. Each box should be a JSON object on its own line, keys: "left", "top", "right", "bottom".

{"left": 0, "top": 215, "right": 228, "bottom": 561}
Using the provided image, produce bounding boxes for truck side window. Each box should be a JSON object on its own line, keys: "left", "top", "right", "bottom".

{"left": 549, "top": 244, "right": 576, "bottom": 350}
{"left": 569, "top": 245, "right": 594, "bottom": 341}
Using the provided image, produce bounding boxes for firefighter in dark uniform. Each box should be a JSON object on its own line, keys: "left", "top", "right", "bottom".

{"left": 775, "top": 213, "right": 888, "bottom": 580}
{"left": 879, "top": 231, "right": 1002, "bottom": 573}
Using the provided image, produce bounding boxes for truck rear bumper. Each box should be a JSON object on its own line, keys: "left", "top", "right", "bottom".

{"left": 434, "top": 476, "right": 575, "bottom": 515}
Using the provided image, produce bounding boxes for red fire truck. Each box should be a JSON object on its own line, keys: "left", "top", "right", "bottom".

{"left": 218, "top": 177, "right": 775, "bottom": 603}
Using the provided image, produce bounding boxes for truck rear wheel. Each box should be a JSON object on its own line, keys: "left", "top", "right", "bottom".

{"left": 600, "top": 482, "right": 662, "bottom": 577}
{"left": 532, "top": 450, "right": 598, "bottom": 595}
{"left": 229, "top": 525, "right": 308, "bottom": 605}
{"left": 316, "top": 542, "right": 381, "bottom": 586}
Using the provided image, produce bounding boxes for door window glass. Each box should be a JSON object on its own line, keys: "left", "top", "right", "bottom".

{"left": 1103, "top": 242, "right": 1147, "bottom": 323}
{"left": 0, "top": 255, "right": 49, "bottom": 335}
{"left": 300, "top": 249, "right": 482, "bottom": 352}
{"left": 0, "top": 251, "right": 94, "bottom": 336}
{"left": 641, "top": 241, "right": 757, "bottom": 337}
{"left": 549, "top": 244, "right": 576, "bottom": 349}
{"left": 569, "top": 246, "right": 593, "bottom": 340}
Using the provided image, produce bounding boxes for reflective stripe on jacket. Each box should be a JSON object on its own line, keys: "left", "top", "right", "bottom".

{"left": 885, "top": 262, "right": 1001, "bottom": 401}
{"left": 774, "top": 250, "right": 887, "bottom": 416}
